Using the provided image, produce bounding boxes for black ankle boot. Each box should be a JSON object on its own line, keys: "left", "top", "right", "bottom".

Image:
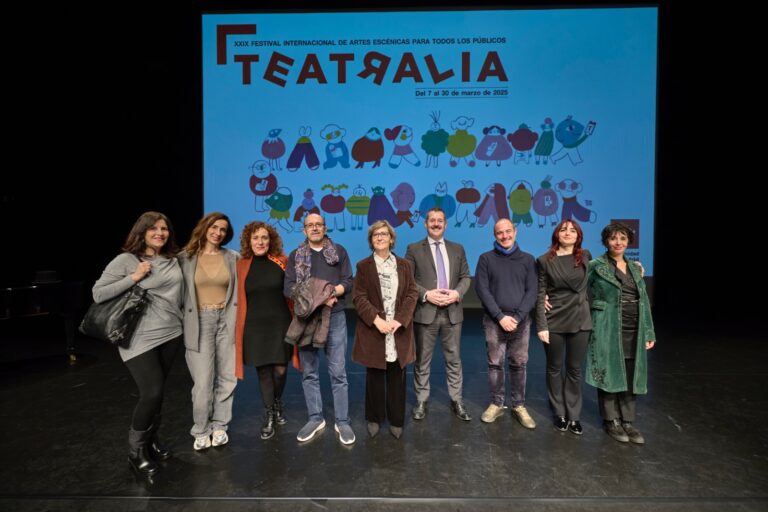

{"left": 148, "top": 416, "right": 171, "bottom": 461}
{"left": 128, "top": 428, "right": 159, "bottom": 475}
{"left": 273, "top": 398, "right": 287, "bottom": 426}
{"left": 260, "top": 407, "right": 276, "bottom": 440}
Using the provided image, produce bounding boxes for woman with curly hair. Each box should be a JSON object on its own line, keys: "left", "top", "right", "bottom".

{"left": 234, "top": 221, "right": 293, "bottom": 440}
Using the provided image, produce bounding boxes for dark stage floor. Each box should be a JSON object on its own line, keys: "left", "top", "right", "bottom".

{"left": 1, "top": 310, "right": 766, "bottom": 511}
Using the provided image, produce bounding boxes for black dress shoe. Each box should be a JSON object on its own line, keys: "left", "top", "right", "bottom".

{"left": 554, "top": 416, "right": 568, "bottom": 432}
{"left": 568, "top": 420, "right": 583, "bottom": 435}
{"left": 451, "top": 400, "right": 472, "bottom": 421}
{"left": 412, "top": 401, "right": 427, "bottom": 420}
{"left": 604, "top": 419, "right": 629, "bottom": 443}
{"left": 622, "top": 422, "right": 645, "bottom": 444}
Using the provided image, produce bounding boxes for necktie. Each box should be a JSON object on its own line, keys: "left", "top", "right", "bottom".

{"left": 434, "top": 242, "right": 448, "bottom": 289}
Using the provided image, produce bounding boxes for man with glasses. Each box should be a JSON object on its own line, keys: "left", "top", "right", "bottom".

{"left": 404, "top": 208, "right": 472, "bottom": 422}
{"left": 284, "top": 213, "right": 355, "bottom": 445}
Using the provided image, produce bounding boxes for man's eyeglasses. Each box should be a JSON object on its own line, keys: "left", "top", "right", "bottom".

{"left": 304, "top": 223, "right": 325, "bottom": 229}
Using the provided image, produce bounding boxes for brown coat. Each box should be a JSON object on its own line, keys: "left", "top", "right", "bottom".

{"left": 352, "top": 255, "right": 419, "bottom": 369}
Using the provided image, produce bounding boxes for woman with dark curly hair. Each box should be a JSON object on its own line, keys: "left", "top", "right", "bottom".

{"left": 586, "top": 222, "right": 656, "bottom": 445}
{"left": 179, "top": 212, "right": 239, "bottom": 451}
{"left": 234, "top": 221, "right": 293, "bottom": 440}
{"left": 92, "top": 211, "right": 183, "bottom": 476}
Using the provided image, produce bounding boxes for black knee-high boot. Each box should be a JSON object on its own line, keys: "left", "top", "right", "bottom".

{"left": 148, "top": 415, "right": 171, "bottom": 461}
{"left": 128, "top": 428, "right": 159, "bottom": 475}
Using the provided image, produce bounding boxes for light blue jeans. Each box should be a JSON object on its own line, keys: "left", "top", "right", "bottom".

{"left": 298, "top": 310, "right": 350, "bottom": 425}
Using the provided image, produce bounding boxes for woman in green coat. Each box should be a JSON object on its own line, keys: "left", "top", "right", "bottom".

{"left": 586, "top": 223, "right": 656, "bottom": 444}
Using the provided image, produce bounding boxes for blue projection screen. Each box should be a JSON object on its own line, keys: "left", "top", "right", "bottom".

{"left": 202, "top": 7, "right": 657, "bottom": 274}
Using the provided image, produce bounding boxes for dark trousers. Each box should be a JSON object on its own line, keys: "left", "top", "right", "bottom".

{"left": 365, "top": 362, "right": 406, "bottom": 428}
{"left": 597, "top": 359, "right": 637, "bottom": 422}
{"left": 124, "top": 337, "right": 181, "bottom": 430}
{"left": 544, "top": 330, "right": 590, "bottom": 421}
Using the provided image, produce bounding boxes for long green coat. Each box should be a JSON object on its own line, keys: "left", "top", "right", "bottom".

{"left": 585, "top": 254, "right": 656, "bottom": 394}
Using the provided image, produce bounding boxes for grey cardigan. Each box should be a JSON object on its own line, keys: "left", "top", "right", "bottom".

{"left": 178, "top": 249, "right": 239, "bottom": 352}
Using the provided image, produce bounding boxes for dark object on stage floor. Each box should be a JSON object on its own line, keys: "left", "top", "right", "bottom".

{"left": 79, "top": 285, "right": 150, "bottom": 347}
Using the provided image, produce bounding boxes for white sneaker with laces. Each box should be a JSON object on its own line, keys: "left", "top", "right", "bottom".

{"left": 212, "top": 430, "right": 229, "bottom": 447}
{"left": 193, "top": 435, "right": 211, "bottom": 451}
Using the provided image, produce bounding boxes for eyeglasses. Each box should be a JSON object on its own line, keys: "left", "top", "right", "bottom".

{"left": 372, "top": 232, "right": 390, "bottom": 239}
{"left": 304, "top": 223, "right": 325, "bottom": 229}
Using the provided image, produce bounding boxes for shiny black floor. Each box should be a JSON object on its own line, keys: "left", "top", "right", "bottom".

{"left": 1, "top": 310, "right": 766, "bottom": 511}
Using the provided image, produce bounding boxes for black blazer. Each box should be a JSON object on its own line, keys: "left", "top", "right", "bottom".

{"left": 535, "top": 250, "right": 592, "bottom": 333}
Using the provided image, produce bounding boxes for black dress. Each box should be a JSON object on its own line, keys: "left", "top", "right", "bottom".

{"left": 243, "top": 256, "right": 292, "bottom": 367}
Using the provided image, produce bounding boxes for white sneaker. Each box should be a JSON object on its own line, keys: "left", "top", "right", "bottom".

{"left": 193, "top": 435, "right": 211, "bottom": 451}
{"left": 212, "top": 430, "right": 229, "bottom": 447}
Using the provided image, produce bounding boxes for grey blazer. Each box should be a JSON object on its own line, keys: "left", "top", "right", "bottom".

{"left": 404, "top": 238, "right": 471, "bottom": 325}
{"left": 178, "top": 249, "right": 239, "bottom": 352}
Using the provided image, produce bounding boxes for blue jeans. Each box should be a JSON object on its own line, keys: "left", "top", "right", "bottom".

{"left": 298, "top": 310, "right": 350, "bottom": 425}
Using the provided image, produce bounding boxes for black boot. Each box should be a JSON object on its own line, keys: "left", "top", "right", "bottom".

{"left": 260, "top": 407, "right": 276, "bottom": 440}
{"left": 273, "top": 398, "right": 287, "bottom": 426}
{"left": 148, "top": 415, "right": 171, "bottom": 461}
{"left": 128, "top": 428, "right": 159, "bottom": 475}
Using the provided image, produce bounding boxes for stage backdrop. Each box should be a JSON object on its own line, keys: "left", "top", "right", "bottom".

{"left": 202, "top": 7, "right": 657, "bottom": 274}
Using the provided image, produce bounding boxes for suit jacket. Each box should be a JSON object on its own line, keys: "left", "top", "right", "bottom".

{"left": 179, "top": 249, "right": 239, "bottom": 352}
{"left": 352, "top": 255, "right": 418, "bottom": 369}
{"left": 404, "top": 238, "right": 470, "bottom": 325}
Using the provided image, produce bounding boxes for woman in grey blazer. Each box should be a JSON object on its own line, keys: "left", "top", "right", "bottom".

{"left": 536, "top": 220, "right": 592, "bottom": 435}
{"left": 179, "top": 212, "right": 239, "bottom": 451}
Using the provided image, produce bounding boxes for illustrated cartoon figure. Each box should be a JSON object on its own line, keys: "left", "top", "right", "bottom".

{"left": 532, "top": 175, "right": 560, "bottom": 227}
{"left": 474, "top": 183, "right": 509, "bottom": 228}
{"left": 420, "top": 111, "right": 450, "bottom": 168}
{"left": 352, "top": 127, "right": 385, "bottom": 169}
{"left": 551, "top": 116, "right": 595, "bottom": 166}
{"left": 367, "top": 186, "right": 398, "bottom": 226}
{"left": 261, "top": 128, "right": 286, "bottom": 171}
{"left": 447, "top": 116, "right": 477, "bottom": 167}
{"left": 418, "top": 182, "right": 457, "bottom": 219}
{"left": 534, "top": 117, "right": 554, "bottom": 165}
{"left": 286, "top": 126, "right": 320, "bottom": 171}
{"left": 293, "top": 188, "right": 321, "bottom": 231}
{"left": 557, "top": 178, "right": 597, "bottom": 223}
{"left": 249, "top": 159, "right": 277, "bottom": 212}
{"left": 454, "top": 179, "right": 481, "bottom": 227}
{"left": 320, "top": 124, "right": 350, "bottom": 169}
{"left": 507, "top": 123, "right": 539, "bottom": 164}
{"left": 265, "top": 187, "right": 294, "bottom": 232}
{"left": 475, "top": 125, "right": 513, "bottom": 166}
{"left": 384, "top": 125, "right": 421, "bottom": 169}
{"left": 508, "top": 180, "right": 534, "bottom": 227}
{"left": 320, "top": 183, "right": 348, "bottom": 232}
{"left": 345, "top": 184, "right": 371, "bottom": 231}
{"left": 390, "top": 182, "right": 419, "bottom": 228}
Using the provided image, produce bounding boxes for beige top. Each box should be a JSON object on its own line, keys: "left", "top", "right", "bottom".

{"left": 194, "top": 253, "right": 229, "bottom": 307}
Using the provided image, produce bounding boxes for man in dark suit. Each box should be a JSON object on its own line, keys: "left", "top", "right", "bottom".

{"left": 405, "top": 208, "right": 472, "bottom": 421}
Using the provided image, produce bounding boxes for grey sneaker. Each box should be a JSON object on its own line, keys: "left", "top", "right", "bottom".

{"left": 334, "top": 423, "right": 356, "bottom": 445}
{"left": 511, "top": 405, "right": 537, "bottom": 429}
{"left": 211, "top": 430, "right": 229, "bottom": 447}
{"left": 296, "top": 419, "right": 326, "bottom": 442}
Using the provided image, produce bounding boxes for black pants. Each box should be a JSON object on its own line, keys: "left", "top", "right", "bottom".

{"left": 597, "top": 358, "right": 636, "bottom": 422}
{"left": 365, "top": 362, "right": 406, "bottom": 428}
{"left": 124, "top": 337, "right": 181, "bottom": 430}
{"left": 544, "top": 330, "right": 590, "bottom": 421}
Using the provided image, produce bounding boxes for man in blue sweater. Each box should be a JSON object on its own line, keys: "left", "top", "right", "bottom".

{"left": 474, "top": 218, "right": 538, "bottom": 428}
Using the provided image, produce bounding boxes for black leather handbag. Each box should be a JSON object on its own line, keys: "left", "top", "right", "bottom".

{"left": 79, "top": 285, "right": 150, "bottom": 348}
